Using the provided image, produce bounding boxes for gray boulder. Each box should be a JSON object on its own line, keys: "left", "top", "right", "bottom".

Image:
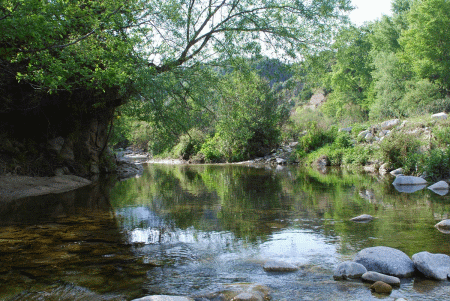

{"left": 412, "top": 251, "right": 450, "bottom": 280}
{"left": 333, "top": 261, "right": 367, "bottom": 280}
{"left": 392, "top": 176, "right": 427, "bottom": 185}
{"left": 263, "top": 260, "right": 298, "bottom": 272}
{"left": 431, "top": 112, "right": 448, "bottom": 120}
{"left": 428, "top": 181, "right": 449, "bottom": 190}
{"left": 361, "top": 271, "right": 401, "bottom": 286}
{"left": 132, "top": 296, "right": 194, "bottom": 301}
{"left": 354, "top": 246, "right": 415, "bottom": 277}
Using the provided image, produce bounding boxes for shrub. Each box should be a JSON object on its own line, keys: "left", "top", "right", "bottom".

{"left": 173, "top": 128, "right": 206, "bottom": 160}
{"left": 199, "top": 135, "right": 224, "bottom": 163}
{"left": 378, "top": 132, "right": 422, "bottom": 171}
{"left": 422, "top": 148, "right": 450, "bottom": 180}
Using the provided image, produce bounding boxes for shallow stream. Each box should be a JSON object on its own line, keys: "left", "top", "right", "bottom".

{"left": 1, "top": 164, "right": 450, "bottom": 300}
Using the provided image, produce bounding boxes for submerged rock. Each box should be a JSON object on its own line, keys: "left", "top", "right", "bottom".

{"left": 263, "top": 260, "right": 298, "bottom": 272}
{"left": 362, "top": 271, "right": 401, "bottom": 286}
{"left": 333, "top": 261, "right": 367, "bottom": 280}
{"left": 370, "top": 281, "right": 393, "bottom": 294}
{"left": 354, "top": 246, "right": 415, "bottom": 277}
{"left": 412, "top": 251, "right": 450, "bottom": 280}
{"left": 131, "top": 296, "right": 194, "bottom": 301}
{"left": 350, "top": 214, "right": 374, "bottom": 223}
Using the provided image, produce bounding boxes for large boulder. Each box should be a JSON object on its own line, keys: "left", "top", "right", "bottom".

{"left": 333, "top": 261, "right": 367, "bottom": 280}
{"left": 392, "top": 176, "right": 427, "bottom": 185}
{"left": 361, "top": 271, "right": 400, "bottom": 286}
{"left": 412, "top": 251, "right": 450, "bottom": 280}
{"left": 354, "top": 246, "right": 415, "bottom": 277}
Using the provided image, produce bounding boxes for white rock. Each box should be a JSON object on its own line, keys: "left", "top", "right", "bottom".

{"left": 351, "top": 214, "right": 374, "bottom": 222}
{"left": 431, "top": 112, "right": 448, "bottom": 120}
{"left": 390, "top": 168, "right": 403, "bottom": 176}
{"left": 365, "top": 132, "right": 374, "bottom": 142}
{"left": 358, "top": 130, "right": 369, "bottom": 138}
{"left": 380, "top": 119, "right": 400, "bottom": 130}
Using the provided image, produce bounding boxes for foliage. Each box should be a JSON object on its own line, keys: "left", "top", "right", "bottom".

{"left": 421, "top": 148, "right": 450, "bottom": 180}
{"left": 213, "top": 67, "right": 288, "bottom": 161}
{"left": 400, "top": 0, "right": 450, "bottom": 92}
{"left": 294, "top": 122, "right": 336, "bottom": 159}
{"left": 378, "top": 132, "right": 422, "bottom": 171}
{"left": 173, "top": 128, "right": 206, "bottom": 160}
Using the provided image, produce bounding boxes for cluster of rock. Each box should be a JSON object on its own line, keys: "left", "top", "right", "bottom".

{"left": 334, "top": 246, "right": 450, "bottom": 295}
{"left": 237, "top": 142, "right": 298, "bottom": 167}
{"left": 390, "top": 173, "right": 449, "bottom": 195}
{"left": 115, "top": 148, "right": 146, "bottom": 180}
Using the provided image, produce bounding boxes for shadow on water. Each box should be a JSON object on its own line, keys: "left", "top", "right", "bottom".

{"left": 1, "top": 164, "right": 450, "bottom": 300}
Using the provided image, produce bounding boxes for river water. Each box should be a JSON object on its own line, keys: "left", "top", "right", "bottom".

{"left": 1, "top": 164, "right": 450, "bottom": 300}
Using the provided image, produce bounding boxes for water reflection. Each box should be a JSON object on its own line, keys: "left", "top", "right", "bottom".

{"left": 1, "top": 164, "right": 450, "bottom": 300}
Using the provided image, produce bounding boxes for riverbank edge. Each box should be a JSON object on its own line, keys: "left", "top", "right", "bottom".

{"left": 0, "top": 175, "right": 92, "bottom": 202}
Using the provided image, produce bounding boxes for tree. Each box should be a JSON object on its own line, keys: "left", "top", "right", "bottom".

{"left": 400, "top": 0, "right": 450, "bottom": 92}
{"left": 0, "top": 0, "right": 352, "bottom": 176}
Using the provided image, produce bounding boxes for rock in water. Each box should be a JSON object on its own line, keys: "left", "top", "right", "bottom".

{"left": 132, "top": 296, "right": 194, "bottom": 301}
{"left": 392, "top": 176, "right": 427, "bottom": 185}
{"left": 354, "top": 246, "right": 415, "bottom": 277}
{"left": 333, "top": 261, "right": 367, "bottom": 280}
{"left": 370, "top": 281, "right": 393, "bottom": 294}
{"left": 428, "top": 181, "right": 449, "bottom": 191}
{"left": 263, "top": 260, "right": 298, "bottom": 272}
{"left": 350, "top": 214, "right": 374, "bottom": 223}
{"left": 362, "top": 271, "right": 400, "bottom": 286}
{"left": 412, "top": 251, "right": 450, "bottom": 280}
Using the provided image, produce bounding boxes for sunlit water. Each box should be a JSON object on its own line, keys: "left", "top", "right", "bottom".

{"left": 1, "top": 164, "right": 450, "bottom": 300}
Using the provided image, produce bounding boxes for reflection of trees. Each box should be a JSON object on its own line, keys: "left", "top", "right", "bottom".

{"left": 109, "top": 164, "right": 450, "bottom": 256}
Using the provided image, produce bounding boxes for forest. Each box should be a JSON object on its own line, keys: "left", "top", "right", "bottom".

{"left": 1, "top": 0, "right": 450, "bottom": 179}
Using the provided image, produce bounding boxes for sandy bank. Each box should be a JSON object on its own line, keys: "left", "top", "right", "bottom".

{"left": 0, "top": 175, "right": 92, "bottom": 201}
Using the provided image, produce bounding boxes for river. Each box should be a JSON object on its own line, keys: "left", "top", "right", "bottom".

{"left": 0, "top": 164, "right": 449, "bottom": 300}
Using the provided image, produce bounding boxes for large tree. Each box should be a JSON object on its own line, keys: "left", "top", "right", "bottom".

{"left": 400, "top": 0, "right": 450, "bottom": 93}
{"left": 0, "top": 0, "right": 352, "bottom": 176}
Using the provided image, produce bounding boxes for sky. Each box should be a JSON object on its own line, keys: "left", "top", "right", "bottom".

{"left": 349, "top": 0, "right": 393, "bottom": 25}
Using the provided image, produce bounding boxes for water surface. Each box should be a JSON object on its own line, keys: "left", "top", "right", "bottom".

{"left": 1, "top": 164, "right": 450, "bottom": 300}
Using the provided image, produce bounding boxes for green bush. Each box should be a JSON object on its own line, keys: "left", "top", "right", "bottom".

{"left": 422, "top": 148, "right": 450, "bottom": 180}
{"left": 342, "top": 145, "right": 373, "bottom": 166}
{"left": 378, "top": 132, "right": 422, "bottom": 171}
{"left": 173, "top": 128, "right": 206, "bottom": 160}
{"left": 199, "top": 135, "right": 224, "bottom": 163}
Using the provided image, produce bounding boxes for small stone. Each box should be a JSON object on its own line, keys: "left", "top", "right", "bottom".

{"left": 390, "top": 168, "right": 403, "bottom": 176}
{"left": 362, "top": 271, "right": 401, "bottom": 286}
{"left": 380, "top": 119, "right": 400, "bottom": 130}
{"left": 333, "top": 261, "right": 367, "bottom": 280}
{"left": 370, "top": 281, "right": 392, "bottom": 294}
{"left": 231, "top": 292, "right": 263, "bottom": 301}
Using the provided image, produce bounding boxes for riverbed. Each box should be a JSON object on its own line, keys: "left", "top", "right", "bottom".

{"left": 0, "top": 164, "right": 449, "bottom": 300}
